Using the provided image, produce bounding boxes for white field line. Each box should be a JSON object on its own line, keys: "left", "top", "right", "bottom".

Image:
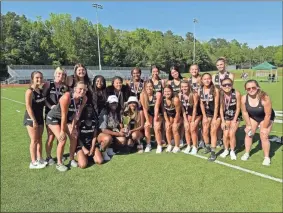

{"left": 2, "top": 96, "right": 283, "bottom": 183}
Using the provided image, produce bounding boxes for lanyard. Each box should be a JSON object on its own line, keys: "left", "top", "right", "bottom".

{"left": 72, "top": 96, "right": 81, "bottom": 120}
{"left": 224, "top": 93, "right": 232, "bottom": 111}
{"left": 204, "top": 88, "right": 210, "bottom": 109}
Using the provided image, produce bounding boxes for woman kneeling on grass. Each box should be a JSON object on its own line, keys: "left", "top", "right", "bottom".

{"left": 24, "top": 71, "right": 47, "bottom": 169}
{"left": 163, "top": 85, "right": 182, "bottom": 153}
{"left": 219, "top": 77, "right": 241, "bottom": 160}
{"left": 179, "top": 80, "right": 202, "bottom": 155}
{"left": 199, "top": 73, "right": 221, "bottom": 161}
{"left": 140, "top": 80, "right": 163, "bottom": 153}
{"left": 76, "top": 104, "right": 103, "bottom": 168}
{"left": 122, "top": 96, "right": 145, "bottom": 153}
{"left": 97, "top": 95, "right": 126, "bottom": 160}
{"left": 241, "top": 79, "right": 275, "bottom": 166}
{"left": 46, "top": 81, "right": 87, "bottom": 172}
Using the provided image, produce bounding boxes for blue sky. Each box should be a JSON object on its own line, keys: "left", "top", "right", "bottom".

{"left": 2, "top": 1, "right": 282, "bottom": 48}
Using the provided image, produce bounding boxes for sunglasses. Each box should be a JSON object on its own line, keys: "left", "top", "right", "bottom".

{"left": 222, "top": 83, "right": 232, "bottom": 88}
{"left": 246, "top": 86, "right": 257, "bottom": 92}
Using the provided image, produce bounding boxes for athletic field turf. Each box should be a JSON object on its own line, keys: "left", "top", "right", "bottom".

{"left": 1, "top": 78, "right": 282, "bottom": 212}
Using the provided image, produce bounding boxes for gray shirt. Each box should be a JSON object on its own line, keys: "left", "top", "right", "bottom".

{"left": 99, "top": 109, "right": 121, "bottom": 131}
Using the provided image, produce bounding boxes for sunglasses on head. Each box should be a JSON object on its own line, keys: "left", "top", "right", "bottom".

{"left": 222, "top": 83, "right": 232, "bottom": 88}
{"left": 246, "top": 86, "right": 257, "bottom": 92}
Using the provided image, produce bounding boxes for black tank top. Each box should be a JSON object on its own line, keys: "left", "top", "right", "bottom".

{"left": 153, "top": 80, "right": 163, "bottom": 93}
{"left": 245, "top": 95, "right": 275, "bottom": 123}
{"left": 188, "top": 77, "right": 201, "bottom": 93}
{"left": 148, "top": 92, "right": 162, "bottom": 117}
{"left": 45, "top": 81, "right": 66, "bottom": 114}
{"left": 163, "top": 97, "right": 176, "bottom": 117}
{"left": 78, "top": 119, "right": 97, "bottom": 144}
{"left": 48, "top": 93, "right": 83, "bottom": 123}
{"left": 24, "top": 88, "right": 46, "bottom": 121}
{"left": 180, "top": 93, "right": 193, "bottom": 116}
{"left": 170, "top": 80, "right": 181, "bottom": 95}
{"left": 129, "top": 80, "right": 144, "bottom": 100}
{"left": 214, "top": 72, "right": 230, "bottom": 89}
{"left": 223, "top": 89, "right": 237, "bottom": 120}
{"left": 200, "top": 86, "right": 215, "bottom": 117}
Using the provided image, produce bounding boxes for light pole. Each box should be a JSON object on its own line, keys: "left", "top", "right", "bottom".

{"left": 193, "top": 18, "right": 198, "bottom": 64}
{"left": 92, "top": 3, "right": 103, "bottom": 70}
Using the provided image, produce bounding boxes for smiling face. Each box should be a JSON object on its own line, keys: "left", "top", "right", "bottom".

{"left": 132, "top": 69, "right": 141, "bottom": 81}
{"left": 113, "top": 78, "right": 122, "bottom": 91}
{"left": 145, "top": 82, "right": 154, "bottom": 95}
{"left": 164, "top": 87, "right": 173, "bottom": 99}
{"left": 55, "top": 71, "right": 65, "bottom": 83}
{"left": 216, "top": 60, "right": 225, "bottom": 72}
{"left": 96, "top": 77, "right": 104, "bottom": 89}
{"left": 245, "top": 81, "right": 259, "bottom": 96}
{"left": 221, "top": 78, "right": 233, "bottom": 93}
{"left": 74, "top": 83, "right": 87, "bottom": 98}
{"left": 181, "top": 82, "right": 189, "bottom": 94}
{"left": 32, "top": 72, "right": 43, "bottom": 87}
{"left": 152, "top": 68, "right": 159, "bottom": 79}
{"left": 109, "top": 102, "right": 118, "bottom": 111}
{"left": 190, "top": 65, "right": 199, "bottom": 77}
{"left": 128, "top": 102, "right": 137, "bottom": 111}
{"left": 201, "top": 74, "right": 212, "bottom": 87}
{"left": 76, "top": 66, "right": 86, "bottom": 78}
{"left": 171, "top": 69, "right": 179, "bottom": 79}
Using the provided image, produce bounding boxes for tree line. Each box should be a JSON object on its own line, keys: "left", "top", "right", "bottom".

{"left": 1, "top": 12, "right": 282, "bottom": 77}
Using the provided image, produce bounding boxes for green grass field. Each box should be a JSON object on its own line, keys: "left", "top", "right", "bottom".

{"left": 1, "top": 76, "right": 283, "bottom": 212}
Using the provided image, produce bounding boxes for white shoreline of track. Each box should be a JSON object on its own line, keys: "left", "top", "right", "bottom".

{"left": 1, "top": 96, "right": 282, "bottom": 183}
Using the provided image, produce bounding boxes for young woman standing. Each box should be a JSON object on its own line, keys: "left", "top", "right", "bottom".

{"left": 92, "top": 75, "right": 107, "bottom": 117}
{"left": 127, "top": 67, "right": 144, "bottom": 100}
{"left": 46, "top": 81, "right": 88, "bottom": 172}
{"left": 219, "top": 78, "right": 241, "bottom": 160}
{"left": 151, "top": 65, "right": 165, "bottom": 93}
{"left": 241, "top": 80, "right": 275, "bottom": 166}
{"left": 23, "top": 71, "right": 47, "bottom": 169}
{"left": 199, "top": 73, "right": 221, "bottom": 161}
{"left": 140, "top": 80, "right": 163, "bottom": 153}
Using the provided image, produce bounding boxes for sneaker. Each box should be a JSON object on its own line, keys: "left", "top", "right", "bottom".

{"left": 179, "top": 140, "right": 185, "bottom": 148}
{"left": 137, "top": 144, "right": 144, "bottom": 153}
{"left": 46, "top": 157, "right": 55, "bottom": 165}
{"left": 144, "top": 144, "right": 152, "bottom": 153}
{"left": 230, "top": 150, "right": 237, "bottom": 160}
{"left": 106, "top": 148, "right": 116, "bottom": 156}
{"left": 182, "top": 145, "right": 191, "bottom": 154}
{"left": 241, "top": 153, "right": 250, "bottom": 161}
{"left": 37, "top": 158, "right": 48, "bottom": 165}
{"left": 190, "top": 146, "right": 198, "bottom": 155}
{"left": 102, "top": 152, "right": 111, "bottom": 161}
{"left": 70, "top": 160, "right": 78, "bottom": 168}
{"left": 29, "top": 161, "right": 46, "bottom": 169}
{"left": 172, "top": 146, "right": 181, "bottom": 153}
{"left": 156, "top": 145, "right": 163, "bottom": 154}
{"left": 262, "top": 157, "right": 271, "bottom": 166}
{"left": 56, "top": 164, "right": 68, "bottom": 172}
{"left": 208, "top": 152, "right": 217, "bottom": 162}
{"left": 203, "top": 146, "right": 211, "bottom": 154}
{"left": 220, "top": 149, "right": 229, "bottom": 158}
{"left": 166, "top": 144, "right": 173, "bottom": 153}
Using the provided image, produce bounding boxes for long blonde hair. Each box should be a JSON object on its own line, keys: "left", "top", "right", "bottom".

{"left": 123, "top": 103, "right": 141, "bottom": 127}
{"left": 140, "top": 79, "right": 155, "bottom": 112}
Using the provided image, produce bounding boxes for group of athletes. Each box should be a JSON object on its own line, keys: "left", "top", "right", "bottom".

{"left": 23, "top": 57, "right": 275, "bottom": 172}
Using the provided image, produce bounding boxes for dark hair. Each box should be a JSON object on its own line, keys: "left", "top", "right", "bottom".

{"left": 30, "top": 71, "right": 43, "bottom": 87}
{"left": 112, "top": 76, "right": 123, "bottom": 86}
{"left": 245, "top": 79, "right": 267, "bottom": 100}
{"left": 92, "top": 75, "right": 106, "bottom": 91}
{"left": 216, "top": 57, "right": 226, "bottom": 64}
{"left": 201, "top": 72, "right": 216, "bottom": 96}
{"left": 80, "top": 104, "right": 94, "bottom": 120}
{"left": 219, "top": 77, "right": 234, "bottom": 111}
{"left": 73, "top": 63, "right": 91, "bottom": 86}
{"left": 220, "top": 77, "right": 233, "bottom": 85}
{"left": 92, "top": 75, "right": 107, "bottom": 115}
{"left": 131, "top": 67, "right": 141, "bottom": 75}
{"left": 168, "top": 65, "right": 183, "bottom": 80}
{"left": 163, "top": 85, "right": 174, "bottom": 99}
{"left": 181, "top": 80, "right": 194, "bottom": 106}
{"left": 151, "top": 65, "right": 161, "bottom": 80}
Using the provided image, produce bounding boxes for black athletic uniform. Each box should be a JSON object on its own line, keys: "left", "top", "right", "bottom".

{"left": 23, "top": 88, "right": 46, "bottom": 127}
{"left": 163, "top": 97, "right": 176, "bottom": 117}
{"left": 129, "top": 80, "right": 144, "bottom": 100}
{"left": 69, "top": 75, "right": 92, "bottom": 105}
{"left": 148, "top": 92, "right": 162, "bottom": 117}
{"left": 76, "top": 119, "right": 99, "bottom": 152}
{"left": 188, "top": 77, "right": 201, "bottom": 93}
{"left": 180, "top": 93, "right": 201, "bottom": 116}
{"left": 245, "top": 95, "right": 275, "bottom": 123}
{"left": 214, "top": 72, "right": 230, "bottom": 89}
{"left": 200, "top": 87, "right": 218, "bottom": 118}
{"left": 45, "top": 81, "right": 66, "bottom": 119}
{"left": 153, "top": 80, "right": 163, "bottom": 93}
{"left": 46, "top": 93, "right": 83, "bottom": 125}
{"left": 170, "top": 80, "right": 181, "bottom": 96}
{"left": 222, "top": 89, "right": 242, "bottom": 121}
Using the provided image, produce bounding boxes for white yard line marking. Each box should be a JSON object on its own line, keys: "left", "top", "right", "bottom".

{"left": 191, "top": 153, "right": 282, "bottom": 183}
{"left": 2, "top": 97, "right": 283, "bottom": 183}
{"left": 1, "top": 97, "right": 25, "bottom": 105}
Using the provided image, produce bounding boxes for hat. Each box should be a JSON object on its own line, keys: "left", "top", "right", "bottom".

{"left": 127, "top": 96, "right": 139, "bottom": 105}
{"left": 107, "top": 95, "right": 119, "bottom": 104}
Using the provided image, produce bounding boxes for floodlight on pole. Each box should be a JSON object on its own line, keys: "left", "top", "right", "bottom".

{"left": 193, "top": 18, "right": 198, "bottom": 64}
{"left": 92, "top": 3, "right": 103, "bottom": 70}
